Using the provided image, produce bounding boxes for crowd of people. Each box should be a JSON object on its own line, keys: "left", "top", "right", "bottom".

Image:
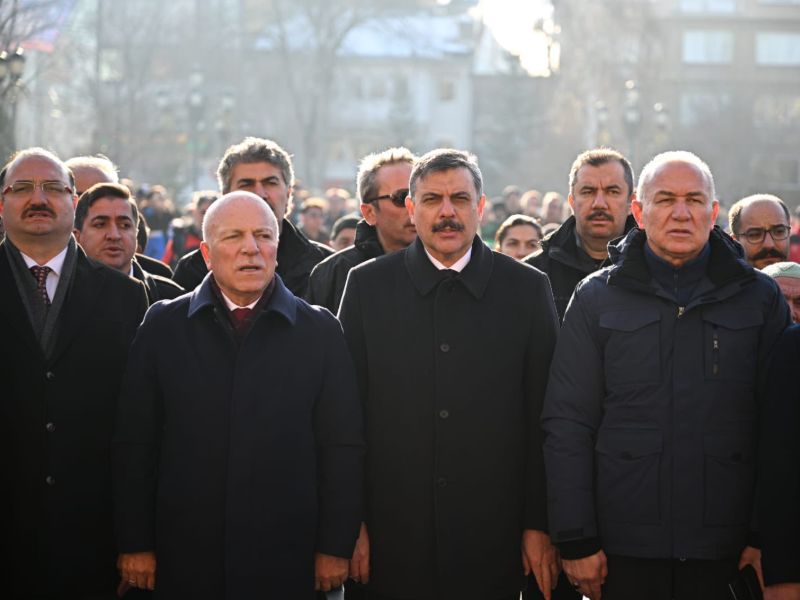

{"left": 2, "top": 136, "right": 800, "bottom": 600}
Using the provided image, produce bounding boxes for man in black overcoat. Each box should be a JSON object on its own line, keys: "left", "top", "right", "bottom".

{"left": 0, "top": 148, "right": 148, "bottom": 598}
{"left": 338, "top": 149, "right": 573, "bottom": 600}
{"left": 114, "top": 191, "right": 364, "bottom": 599}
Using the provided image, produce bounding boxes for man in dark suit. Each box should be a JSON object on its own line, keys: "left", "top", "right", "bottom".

{"left": 114, "top": 191, "right": 364, "bottom": 599}
{"left": 173, "top": 137, "right": 332, "bottom": 294}
{"left": 0, "top": 148, "right": 148, "bottom": 598}
{"left": 338, "top": 149, "right": 575, "bottom": 600}
{"left": 74, "top": 182, "right": 184, "bottom": 304}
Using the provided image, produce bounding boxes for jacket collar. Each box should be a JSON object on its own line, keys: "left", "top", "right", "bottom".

{"left": 607, "top": 226, "right": 753, "bottom": 291}
{"left": 405, "top": 235, "right": 493, "bottom": 299}
{"left": 354, "top": 220, "right": 384, "bottom": 255}
{"left": 278, "top": 218, "right": 311, "bottom": 265}
{"left": 188, "top": 272, "right": 297, "bottom": 325}
{"left": 535, "top": 214, "right": 638, "bottom": 271}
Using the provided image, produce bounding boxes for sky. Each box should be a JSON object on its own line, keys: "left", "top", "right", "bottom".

{"left": 472, "top": 0, "right": 556, "bottom": 76}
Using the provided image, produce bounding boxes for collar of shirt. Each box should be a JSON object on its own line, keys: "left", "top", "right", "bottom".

{"left": 219, "top": 289, "right": 261, "bottom": 311}
{"left": 20, "top": 245, "right": 69, "bottom": 300}
{"left": 424, "top": 246, "right": 472, "bottom": 272}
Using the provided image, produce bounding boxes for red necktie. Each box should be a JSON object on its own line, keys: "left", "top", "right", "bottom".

{"left": 30, "top": 266, "right": 52, "bottom": 307}
{"left": 230, "top": 307, "right": 253, "bottom": 333}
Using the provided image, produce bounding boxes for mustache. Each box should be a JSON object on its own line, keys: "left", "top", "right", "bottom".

{"left": 432, "top": 219, "right": 464, "bottom": 233}
{"left": 23, "top": 204, "right": 56, "bottom": 218}
{"left": 752, "top": 247, "right": 787, "bottom": 261}
{"left": 587, "top": 211, "right": 613, "bottom": 221}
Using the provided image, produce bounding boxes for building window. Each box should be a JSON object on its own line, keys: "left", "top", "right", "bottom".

{"left": 682, "top": 30, "right": 734, "bottom": 64}
{"left": 679, "top": 91, "right": 732, "bottom": 126}
{"left": 756, "top": 32, "right": 800, "bottom": 66}
{"left": 753, "top": 94, "right": 800, "bottom": 127}
{"left": 439, "top": 80, "right": 456, "bottom": 102}
{"left": 680, "top": 0, "right": 737, "bottom": 13}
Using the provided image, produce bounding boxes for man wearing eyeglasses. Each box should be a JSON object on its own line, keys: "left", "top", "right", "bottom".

{"left": 306, "top": 147, "right": 417, "bottom": 313}
{"left": 0, "top": 148, "right": 148, "bottom": 598}
{"left": 728, "top": 194, "right": 791, "bottom": 270}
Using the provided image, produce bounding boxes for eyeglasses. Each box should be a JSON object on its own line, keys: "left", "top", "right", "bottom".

{"left": 364, "top": 188, "right": 408, "bottom": 208}
{"left": 2, "top": 180, "right": 73, "bottom": 197}
{"left": 738, "top": 225, "right": 790, "bottom": 244}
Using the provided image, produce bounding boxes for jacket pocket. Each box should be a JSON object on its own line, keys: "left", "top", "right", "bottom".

{"left": 599, "top": 309, "right": 661, "bottom": 385}
{"left": 595, "top": 428, "right": 662, "bottom": 524}
{"left": 703, "top": 433, "right": 755, "bottom": 526}
{"left": 702, "top": 307, "right": 762, "bottom": 383}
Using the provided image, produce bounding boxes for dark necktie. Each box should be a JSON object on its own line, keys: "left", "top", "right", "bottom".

{"left": 230, "top": 307, "right": 253, "bottom": 334}
{"left": 30, "top": 265, "right": 52, "bottom": 307}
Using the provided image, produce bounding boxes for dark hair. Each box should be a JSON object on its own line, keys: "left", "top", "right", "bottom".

{"left": 728, "top": 193, "right": 790, "bottom": 236}
{"left": 137, "top": 213, "right": 150, "bottom": 252}
{"left": 409, "top": 148, "right": 483, "bottom": 199}
{"left": 494, "top": 214, "right": 543, "bottom": 247}
{"left": 75, "top": 183, "right": 139, "bottom": 231}
{"left": 568, "top": 148, "right": 634, "bottom": 199}
{"left": 192, "top": 190, "right": 219, "bottom": 210}
{"left": 332, "top": 215, "right": 360, "bottom": 239}
{"left": 216, "top": 137, "right": 294, "bottom": 194}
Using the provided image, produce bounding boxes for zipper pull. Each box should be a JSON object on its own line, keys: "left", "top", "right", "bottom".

{"left": 677, "top": 306, "right": 686, "bottom": 318}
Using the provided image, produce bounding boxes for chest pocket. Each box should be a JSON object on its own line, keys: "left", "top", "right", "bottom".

{"left": 702, "top": 307, "right": 762, "bottom": 383}
{"left": 599, "top": 308, "right": 661, "bottom": 385}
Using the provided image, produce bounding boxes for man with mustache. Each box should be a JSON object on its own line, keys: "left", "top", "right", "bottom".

{"left": 338, "top": 149, "right": 573, "bottom": 600}
{"left": 0, "top": 148, "right": 148, "bottom": 598}
{"left": 74, "top": 183, "right": 184, "bottom": 304}
{"left": 307, "top": 147, "right": 417, "bottom": 313}
{"left": 114, "top": 191, "right": 364, "bottom": 599}
{"left": 728, "top": 194, "right": 791, "bottom": 270}
{"left": 526, "top": 148, "right": 637, "bottom": 321}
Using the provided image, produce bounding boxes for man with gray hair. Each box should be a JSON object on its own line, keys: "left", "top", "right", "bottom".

{"left": 173, "top": 137, "right": 333, "bottom": 294}
{"left": 114, "top": 191, "right": 364, "bottom": 599}
{"left": 307, "top": 146, "right": 416, "bottom": 313}
{"left": 338, "top": 148, "right": 566, "bottom": 599}
{"left": 0, "top": 147, "right": 148, "bottom": 597}
{"left": 543, "top": 151, "right": 790, "bottom": 599}
{"left": 728, "top": 193, "right": 791, "bottom": 270}
{"left": 65, "top": 154, "right": 119, "bottom": 196}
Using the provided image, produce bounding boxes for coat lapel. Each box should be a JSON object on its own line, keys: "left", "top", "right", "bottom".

{"left": 49, "top": 252, "right": 105, "bottom": 364}
{"left": 0, "top": 244, "right": 42, "bottom": 358}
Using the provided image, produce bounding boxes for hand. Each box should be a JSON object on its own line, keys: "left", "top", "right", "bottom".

{"left": 738, "top": 546, "right": 765, "bottom": 590}
{"left": 350, "top": 522, "right": 370, "bottom": 584}
{"left": 117, "top": 551, "right": 156, "bottom": 592}
{"left": 522, "top": 529, "right": 560, "bottom": 600}
{"left": 765, "top": 583, "right": 800, "bottom": 600}
{"left": 315, "top": 552, "right": 349, "bottom": 592}
{"left": 562, "top": 550, "right": 608, "bottom": 600}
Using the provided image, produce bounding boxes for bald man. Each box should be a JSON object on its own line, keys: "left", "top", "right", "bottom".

{"left": 113, "top": 192, "right": 364, "bottom": 599}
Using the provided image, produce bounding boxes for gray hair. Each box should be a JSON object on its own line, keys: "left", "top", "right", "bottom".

{"left": 65, "top": 154, "right": 119, "bottom": 183}
{"left": 409, "top": 148, "right": 483, "bottom": 199}
{"left": 357, "top": 146, "right": 415, "bottom": 203}
{"left": 637, "top": 150, "right": 715, "bottom": 203}
{"left": 216, "top": 137, "right": 294, "bottom": 194}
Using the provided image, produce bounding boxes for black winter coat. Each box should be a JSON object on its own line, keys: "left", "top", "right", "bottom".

{"left": 172, "top": 218, "right": 333, "bottom": 295}
{"left": 0, "top": 242, "right": 148, "bottom": 596}
{"left": 113, "top": 274, "right": 364, "bottom": 600}
{"left": 306, "top": 220, "right": 385, "bottom": 313}
{"left": 132, "top": 259, "right": 184, "bottom": 304}
{"left": 526, "top": 215, "right": 637, "bottom": 321}
{"left": 338, "top": 236, "right": 559, "bottom": 600}
{"left": 542, "top": 227, "right": 790, "bottom": 561}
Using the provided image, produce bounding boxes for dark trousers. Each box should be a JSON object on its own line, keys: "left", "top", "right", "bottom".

{"left": 523, "top": 573, "right": 583, "bottom": 600}
{"left": 362, "top": 594, "right": 519, "bottom": 600}
{"left": 602, "top": 554, "right": 739, "bottom": 600}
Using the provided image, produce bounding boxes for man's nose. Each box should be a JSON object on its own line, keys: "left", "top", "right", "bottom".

{"left": 241, "top": 232, "right": 259, "bottom": 252}
{"left": 592, "top": 191, "right": 609, "bottom": 209}
{"left": 107, "top": 224, "right": 121, "bottom": 239}
{"left": 672, "top": 200, "right": 691, "bottom": 219}
{"left": 762, "top": 230, "right": 776, "bottom": 248}
{"left": 439, "top": 196, "right": 456, "bottom": 216}
{"left": 254, "top": 182, "right": 267, "bottom": 200}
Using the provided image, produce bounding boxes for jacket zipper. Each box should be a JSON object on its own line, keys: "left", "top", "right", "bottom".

{"left": 712, "top": 328, "right": 720, "bottom": 375}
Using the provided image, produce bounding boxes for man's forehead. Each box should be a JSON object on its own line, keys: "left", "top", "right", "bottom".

{"left": 8, "top": 154, "right": 68, "bottom": 180}
{"left": 740, "top": 200, "right": 788, "bottom": 223}
{"left": 232, "top": 161, "right": 283, "bottom": 180}
{"left": 88, "top": 197, "right": 135, "bottom": 217}
{"left": 417, "top": 167, "right": 476, "bottom": 191}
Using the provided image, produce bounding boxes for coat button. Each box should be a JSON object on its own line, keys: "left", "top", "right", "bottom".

{"left": 437, "top": 477, "right": 448, "bottom": 487}
{"left": 439, "top": 410, "right": 450, "bottom": 419}
{"left": 45, "top": 371, "right": 55, "bottom": 380}
{"left": 45, "top": 422, "right": 55, "bottom": 433}
{"left": 45, "top": 475, "right": 55, "bottom": 486}
{"left": 440, "top": 343, "right": 450, "bottom": 353}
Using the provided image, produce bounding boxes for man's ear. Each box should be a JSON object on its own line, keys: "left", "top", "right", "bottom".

{"left": 631, "top": 199, "right": 645, "bottom": 229}
{"left": 361, "top": 202, "right": 377, "bottom": 226}
{"left": 74, "top": 229, "right": 82, "bottom": 244}
{"left": 200, "top": 241, "right": 212, "bottom": 270}
{"left": 405, "top": 196, "right": 415, "bottom": 225}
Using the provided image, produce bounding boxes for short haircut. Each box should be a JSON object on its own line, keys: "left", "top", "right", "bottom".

{"left": 65, "top": 154, "right": 119, "bottom": 183}
{"left": 74, "top": 183, "right": 139, "bottom": 231}
{"left": 637, "top": 150, "right": 715, "bottom": 203}
{"left": 356, "top": 146, "right": 415, "bottom": 203}
{"left": 191, "top": 190, "right": 219, "bottom": 210}
{"left": 300, "top": 197, "right": 328, "bottom": 213}
{"left": 137, "top": 214, "right": 150, "bottom": 251}
{"left": 728, "top": 193, "right": 790, "bottom": 236}
{"left": 569, "top": 148, "right": 634, "bottom": 199}
{"left": 332, "top": 215, "right": 360, "bottom": 240}
{"left": 216, "top": 137, "right": 294, "bottom": 194}
{"left": 409, "top": 148, "right": 483, "bottom": 199}
{"left": 0, "top": 147, "right": 75, "bottom": 192}
{"left": 494, "top": 214, "right": 543, "bottom": 246}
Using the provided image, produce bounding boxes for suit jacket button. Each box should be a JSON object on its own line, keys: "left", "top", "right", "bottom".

{"left": 45, "top": 371, "right": 55, "bottom": 380}
{"left": 46, "top": 422, "right": 55, "bottom": 433}
{"left": 440, "top": 343, "right": 450, "bottom": 353}
{"left": 437, "top": 477, "right": 448, "bottom": 487}
{"left": 45, "top": 475, "right": 55, "bottom": 486}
